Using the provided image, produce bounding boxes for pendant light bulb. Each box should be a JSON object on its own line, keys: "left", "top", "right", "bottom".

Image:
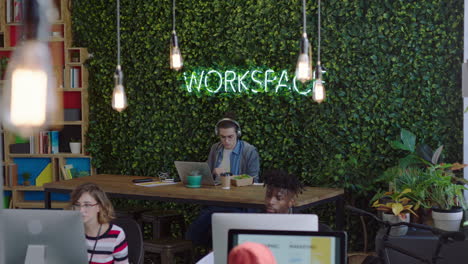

{"left": 112, "top": 65, "right": 127, "bottom": 112}
{"left": 1, "top": 0, "right": 60, "bottom": 137}
{"left": 313, "top": 63, "right": 325, "bottom": 103}
{"left": 170, "top": 31, "right": 183, "bottom": 70}
{"left": 296, "top": 33, "right": 312, "bottom": 83}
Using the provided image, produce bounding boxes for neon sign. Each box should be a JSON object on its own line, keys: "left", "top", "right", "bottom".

{"left": 182, "top": 69, "right": 320, "bottom": 96}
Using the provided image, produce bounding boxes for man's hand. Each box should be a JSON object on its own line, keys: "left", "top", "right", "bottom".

{"left": 213, "top": 168, "right": 226, "bottom": 177}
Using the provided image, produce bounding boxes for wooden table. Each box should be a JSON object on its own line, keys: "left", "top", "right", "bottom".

{"left": 43, "top": 174, "right": 345, "bottom": 229}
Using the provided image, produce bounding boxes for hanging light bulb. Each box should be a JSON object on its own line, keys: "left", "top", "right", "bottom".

{"left": 313, "top": 0, "right": 325, "bottom": 103}
{"left": 1, "top": 0, "right": 60, "bottom": 137}
{"left": 112, "top": 65, "right": 127, "bottom": 112}
{"left": 296, "top": 0, "right": 312, "bottom": 83}
{"left": 313, "top": 63, "right": 325, "bottom": 103}
{"left": 296, "top": 33, "right": 312, "bottom": 83}
{"left": 112, "top": 0, "right": 127, "bottom": 112}
{"left": 170, "top": 0, "right": 183, "bottom": 70}
{"left": 170, "top": 30, "right": 183, "bottom": 70}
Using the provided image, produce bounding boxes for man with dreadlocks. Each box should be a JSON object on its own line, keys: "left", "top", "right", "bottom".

{"left": 263, "top": 169, "right": 304, "bottom": 214}
{"left": 263, "top": 169, "right": 332, "bottom": 231}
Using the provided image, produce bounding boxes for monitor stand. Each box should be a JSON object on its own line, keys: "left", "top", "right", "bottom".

{"left": 25, "top": 245, "right": 46, "bottom": 264}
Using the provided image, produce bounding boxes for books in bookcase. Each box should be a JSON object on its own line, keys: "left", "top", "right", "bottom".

{"left": 3, "top": 163, "right": 18, "bottom": 187}
{"left": 61, "top": 164, "right": 74, "bottom": 180}
{"left": 6, "top": 0, "right": 22, "bottom": 23}
{"left": 51, "top": 131, "right": 59, "bottom": 154}
{"left": 70, "top": 68, "right": 80, "bottom": 88}
{"left": 37, "top": 131, "right": 59, "bottom": 154}
{"left": 8, "top": 131, "right": 60, "bottom": 154}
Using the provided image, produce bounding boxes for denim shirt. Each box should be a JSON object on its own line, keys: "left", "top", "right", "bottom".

{"left": 214, "top": 140, "right": 243, "bottom": 175}
{"left": 207, "top": 140, "right": 260, "bottom": 182}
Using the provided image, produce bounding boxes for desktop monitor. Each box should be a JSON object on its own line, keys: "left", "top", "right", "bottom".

{"left": 1, "top": 209, "right": 88, "bottom": 264}
{"left": 212, "top": 213, "right": 318, "bottom": 264}
{"left": 228, "top": 229, "right": 347, "bottom": 264}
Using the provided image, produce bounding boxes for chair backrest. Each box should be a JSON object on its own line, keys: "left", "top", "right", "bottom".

{"left": 112, "top": 217, "right": 144, "bottom": 264}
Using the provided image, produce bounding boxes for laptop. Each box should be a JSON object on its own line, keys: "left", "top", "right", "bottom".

{"left": 174, "top": 161, "right": 220, "bottom": 186}
{"left": 212, "top": 213, "right": 318, "bottom": 264}
{"left": 228, "top": 229, "right": 347, "bottom": 264}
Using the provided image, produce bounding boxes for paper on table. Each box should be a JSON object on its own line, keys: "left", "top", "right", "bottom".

{"left": 134, "top": 181, "right": 177, "bottom": 187}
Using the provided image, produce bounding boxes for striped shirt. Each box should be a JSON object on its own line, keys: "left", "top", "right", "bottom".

{"left": 86, "top": 224, "right": 129, "bottom": 264}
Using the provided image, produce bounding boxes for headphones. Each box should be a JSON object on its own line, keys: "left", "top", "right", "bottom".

{"left": 215, "top": 118, "right": 242, "bottom": 137}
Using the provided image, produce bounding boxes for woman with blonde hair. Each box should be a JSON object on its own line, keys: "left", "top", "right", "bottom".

{"left": 70, "top": 182, "right": 129, "bottom": 264}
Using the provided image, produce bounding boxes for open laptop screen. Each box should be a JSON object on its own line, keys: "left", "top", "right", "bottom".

{"left": 228, "top": 229, "right": 347, "bottom": 264}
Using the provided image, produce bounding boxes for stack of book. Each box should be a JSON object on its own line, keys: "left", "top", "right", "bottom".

{"left": 9, "top": 131, "right": 60, "bottom": 154}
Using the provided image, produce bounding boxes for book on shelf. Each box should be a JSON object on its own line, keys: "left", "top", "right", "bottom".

{"left": 6, "top": 163, "right": 18, "bottom": 187}
{"left": 3, "top": 163, "right": 9, "bottom": 186}
{"left": 63, "top": 164, "right": 74, "bottom": 180}
{"left": 70, "top": 68, "right": 80, "bottom": 88}
{"left": 60, "top": 164, "right": 68, "bottom": 180}
{"left": 51, "top": 131, "right": 59, "bottom": 154}
{"left": 13, "top": 0, "right": 22, "bottom": 22}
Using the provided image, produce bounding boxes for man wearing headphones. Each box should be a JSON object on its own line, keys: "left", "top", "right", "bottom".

{"left": 208, "top": 117, "right": 260, "bottom": 181}
{"left": 186, "top": 115, "right": 260, "bottom": 248}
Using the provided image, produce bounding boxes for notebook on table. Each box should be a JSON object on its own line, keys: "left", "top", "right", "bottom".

{"left": 227, "top": 229, "right": 347, "bottom": 264}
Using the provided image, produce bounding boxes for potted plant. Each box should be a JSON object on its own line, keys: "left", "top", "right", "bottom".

{"left": 378, "top": 129, "right": 467, "bottom": 230}
{"left": 426, "top": 169, "right": 466, "bottom": 231}
{"left": 371, "top": 188, "right": 418, "bottom": 236}
{"left": 22, "top": 172, "right": 31, "bottom": 186}
{"left": 69, "top": 138, "right": 81, "bottom": 154}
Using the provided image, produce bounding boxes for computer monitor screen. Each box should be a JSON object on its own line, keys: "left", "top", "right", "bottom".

{"left": 2, "top": 209, "right": 88, "bottom": 264}
{"left": 212, "top": 213, "right": 318, "bottom": 264}
{"left": 228, "top": 229, "right": 347, "bottom": 264}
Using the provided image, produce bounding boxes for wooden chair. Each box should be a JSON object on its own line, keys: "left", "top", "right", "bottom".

{"left": 141, "top": 210, "right": 193, "bottom": 264}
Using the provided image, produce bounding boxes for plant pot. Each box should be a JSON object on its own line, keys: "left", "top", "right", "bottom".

{"left": 69, "top": 142, "right": 81, "bottom": 154}
{"left": 432, "top": 207, "right": 463, "bottom": 231}
{"left": 382, "top": 213, "right": 410, "bottom": 236}
{"left": 23, "top": 180, "right": 30, "bottom": 186}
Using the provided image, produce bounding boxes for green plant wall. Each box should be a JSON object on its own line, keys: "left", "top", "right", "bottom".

{"left": 71, "top": 0, "right": 464, "bottom": 250}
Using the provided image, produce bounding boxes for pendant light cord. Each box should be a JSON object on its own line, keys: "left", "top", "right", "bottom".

{"left": 172, "top": 0, "right": 176, "bottom": 32}
{"left": 117, "top": 0, "right": 121, "bottom": 66}
{"left": 317, "top": 0, "right": 321, "bottom": 63}
{"left": 302, "top": 0, "right": 306, "bottom": 34}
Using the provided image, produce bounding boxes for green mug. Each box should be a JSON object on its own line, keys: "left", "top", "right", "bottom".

{"left": 187, "top": 175, "right": 202, "bottom": 187}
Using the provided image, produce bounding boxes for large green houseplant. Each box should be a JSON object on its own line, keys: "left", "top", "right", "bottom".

{"left": 375, "top": 129, "right": 467, "bottom": 230}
